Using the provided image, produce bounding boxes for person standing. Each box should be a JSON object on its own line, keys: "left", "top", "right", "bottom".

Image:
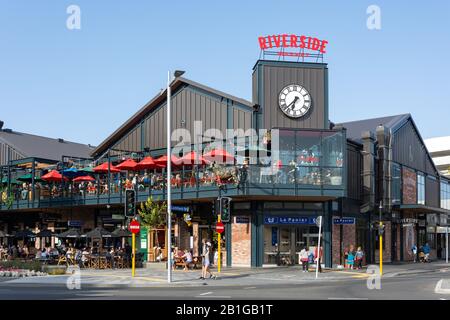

{"left": 299, "top": 247, "right": 310, "bottom": 272}
{"left": 200, "top": 238, "right": 207, "bottom": 280}
{"left": 355, "top": 247, "right": 364, "bottom": 270}
{"left": 314, "top": 245, "right": 323, "bottom": 273}
{"left": 347, "top": 251, "right": 355, "bottom": 269}
{"left": 423, "top": 243, "right": 431, "bottom": 262}
{"left": 412, "top": 244, "right": 418, "bottom": 263}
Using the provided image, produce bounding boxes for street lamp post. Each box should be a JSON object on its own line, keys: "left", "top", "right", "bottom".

{"left": 166, "top": 70, "right": 185, "bottom": 284}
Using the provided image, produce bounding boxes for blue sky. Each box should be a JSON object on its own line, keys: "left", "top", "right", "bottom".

{"left": 1, "top": 0, "right": 449, "bottom": 145}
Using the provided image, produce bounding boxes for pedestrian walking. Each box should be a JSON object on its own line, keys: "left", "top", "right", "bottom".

{"left": 355, "top": 247, "right": 364, "bottom": 270}
{"left": 423, "top": 243, "right": 431, "bottom": 262}
{"left": 203, "top": 241, "right": 216, "bottom": 280}
{"left": 412, "top": 244, "right": 418, "bottom": 263}
{"left": 300, "top": 247, "right": 310, "bottom": 272}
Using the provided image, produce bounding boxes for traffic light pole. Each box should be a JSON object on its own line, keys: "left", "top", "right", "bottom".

{"left": 379, "top": 201, "right": 383, "bottom": 276}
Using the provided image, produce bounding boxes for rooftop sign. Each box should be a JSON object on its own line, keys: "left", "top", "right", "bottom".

{"left": 258, "top": 34, "right": 328, "bottom": 61}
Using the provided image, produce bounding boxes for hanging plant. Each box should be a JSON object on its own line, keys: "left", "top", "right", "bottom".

{"left": 0, "top": 187, "right": 14, "bottom": 209}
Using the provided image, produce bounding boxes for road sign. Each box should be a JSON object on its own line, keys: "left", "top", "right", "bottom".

{"left": 129, "top": 220, "right": 140, "bottom": 234}
{"left": 216, "top": 221, "right": 225, "bottom": 234}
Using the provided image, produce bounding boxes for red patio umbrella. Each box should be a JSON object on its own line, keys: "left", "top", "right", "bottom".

{"left": 41, "top": 170, "right": 68, "bottom": 182}
{"left": 93, "top": 162, "right": 121, "bottom": 173}
{"left": 203, "top": 149, "right": 235, "bottom": 164}
{"left": 135, "top": 156, "right": 157, "bottom": 170}
{"left": 72, "top": 175, "right": 96, "bottom": 182}
{"left": 154, "top": 155, "right": 181, "bottom": 168}
{"left": 179, "top": 151, "right": 210, "bottom": 166}
{"left": 116, "top": 159, "right": 138, "bottom": 171}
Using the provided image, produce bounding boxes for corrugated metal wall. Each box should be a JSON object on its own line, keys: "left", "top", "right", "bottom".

{"left": 392, "top": 120, "right": 436, "bottom": 176}
{"left": 109, "top": 86, "right": 253, "bottom": 153}
{"left": 0, "top": 141, "right": 24, "bottom": 166}
{"left": 256, "top": 63, "right": 327, "bottom": 130}
{"left": 347, "top": 142, "right": 362, "bottom": 200}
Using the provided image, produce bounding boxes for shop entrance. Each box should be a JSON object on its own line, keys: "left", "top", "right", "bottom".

{"left": 263, "top": 225, "right": 319, "bottom": 266}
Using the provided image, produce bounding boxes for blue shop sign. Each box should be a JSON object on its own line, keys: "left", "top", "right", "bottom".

{"left": 333, "top": 218, "right": 355, "bottom": 225}
{"left": 171, "top": 206, "right": 190, "bottom": 213}
{"left": 68, "top": 220, "right": 83, "bottom": 227}
{"left": 264, "top": 216, "right": 317, "bottom": 225}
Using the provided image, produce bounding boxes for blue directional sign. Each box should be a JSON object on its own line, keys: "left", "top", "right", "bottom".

{"left": 171, "top": 206, "right": 190, "bottom": 213}
{"left": 264, "top": 216, "right": 317, "bottom": 225}
{"left": 333, "top": 218, "right": 355, "bottom": 225}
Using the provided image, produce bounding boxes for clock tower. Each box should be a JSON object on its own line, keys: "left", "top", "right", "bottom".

{"left": 252, "top": 60, "right": 329, "bottom": 130}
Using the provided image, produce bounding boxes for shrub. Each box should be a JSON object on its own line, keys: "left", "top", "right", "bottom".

{"left": 0, "top": 260, "right": 42, "bottom": 272}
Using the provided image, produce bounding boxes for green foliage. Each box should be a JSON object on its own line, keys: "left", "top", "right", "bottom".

{"left": 0, "top": 187, "right": 14, "bottom": 209}
{"left": 0, "top": 260, "right": 42, "bottom": 272}
{"left": 138, "top": 196, "right": 167, "bottom": 229}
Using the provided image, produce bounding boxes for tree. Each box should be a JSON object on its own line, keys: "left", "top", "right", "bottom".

{"left": 138, "top": 196, "right": 167, "bottom": 248}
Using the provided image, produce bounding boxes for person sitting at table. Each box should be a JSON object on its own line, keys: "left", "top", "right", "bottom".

{"left": 41, "top": 248, "right": 48, "bottom": 259}
{"left": 182, "top": 249, "right": 193, "bottom": 271}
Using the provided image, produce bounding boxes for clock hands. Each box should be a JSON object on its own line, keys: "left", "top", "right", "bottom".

{"left": 284, "top": 96, "right": 299, "bottom": 112}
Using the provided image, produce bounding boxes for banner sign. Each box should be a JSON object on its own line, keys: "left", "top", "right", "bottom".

{"left": 264, "top": 216, "right": 317, "bottom": 225}
{"left": 333, "top": 218, "right": 355, "bottom": 225}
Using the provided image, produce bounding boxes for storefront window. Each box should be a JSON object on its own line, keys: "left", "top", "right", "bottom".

{"left": 417, "top": 173, "right": 425, "bottom": 205}
{"left": 391, "top": 163, "right": 401, "bottom": 204}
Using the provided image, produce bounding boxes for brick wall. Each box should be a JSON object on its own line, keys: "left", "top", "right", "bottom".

{"left": 231, "top": 217, "right": 251, "bottom": 267}
{"left": 332, "top": 216, "right": 356, "bottom": 266}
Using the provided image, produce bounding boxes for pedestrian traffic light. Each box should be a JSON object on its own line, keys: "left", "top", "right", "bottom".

{"left": 378, "top": 224, "right": 385, "bottom": 235}
{"left": 220, "top": 197, "right": 232, "bottom": 222}
{"left": 125, "top": 189, "right": 136, "bottom": 217}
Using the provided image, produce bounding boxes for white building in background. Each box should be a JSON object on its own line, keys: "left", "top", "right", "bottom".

{"left": 425, "top": 136, "right": 450, "bottom": 178}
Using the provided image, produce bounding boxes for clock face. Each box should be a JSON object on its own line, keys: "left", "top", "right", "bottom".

{"left": 278, "top": 84, "right": 312, "bottom": 118}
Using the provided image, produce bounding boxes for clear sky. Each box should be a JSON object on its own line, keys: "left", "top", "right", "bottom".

{"left": 1, "top": 0, "right": 449, "bottom": 146}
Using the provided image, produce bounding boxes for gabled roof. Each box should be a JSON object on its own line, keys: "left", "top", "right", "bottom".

{"left": 339, "top": 113, "right": 440, "bottom": 177}
{"left": 0, "top": 130, "right": 94, "bottom": 162}
{"left": 338, "top": 114, "right": 410, "bottom": 142}
{"left": 91, "top": 77, "right": 253, "bottom": 158}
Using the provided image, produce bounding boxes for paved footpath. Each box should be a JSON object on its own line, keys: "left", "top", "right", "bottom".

{"left": 3, "top": 261, "right": 450, "bottom": 288}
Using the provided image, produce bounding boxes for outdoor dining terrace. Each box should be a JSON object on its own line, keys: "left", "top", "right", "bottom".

{"left": 0, "top": 129, "right": 347, "bottom": 211}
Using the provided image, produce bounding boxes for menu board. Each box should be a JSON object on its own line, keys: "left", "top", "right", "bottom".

{"left": 402, "top": 168, "right": 417, "bottom": 204}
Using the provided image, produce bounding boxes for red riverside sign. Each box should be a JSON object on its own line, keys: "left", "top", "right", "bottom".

{"left": 258, "top": 34, "right": 328, "bottom": 54}
{"left": 129, "top": 220, "right": 140, "bottom": 234}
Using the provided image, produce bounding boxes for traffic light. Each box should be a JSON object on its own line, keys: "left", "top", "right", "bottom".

{"left": 220, "top": 197, "right": 232, "bottom": 222}
{"left": 125, "top": 189, "right": 136, "bottom": 217}
{"left": 378, "top": 224, "right": 385, "bottom": 235}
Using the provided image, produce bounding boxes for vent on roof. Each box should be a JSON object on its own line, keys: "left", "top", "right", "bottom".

{"left": 58, "top": 138, "right": 65, "bottom": 143}
{"left": 0, "top": 121, "right": 3, "bottom": 130}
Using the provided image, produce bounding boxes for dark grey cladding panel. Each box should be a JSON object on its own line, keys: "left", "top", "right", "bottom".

{"left": 256, "top": 62, "right": 328, "bottom": 130}
{"left": 112, "top": 86, "right": 252, "bottom": 152}
{"left": 426, "top": 177, "right": 439, "bottom": 208}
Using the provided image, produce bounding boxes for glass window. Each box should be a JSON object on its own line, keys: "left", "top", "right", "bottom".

{"left": 441, "top": 181, "right": 450, "bottom": 210}
{"left": 391, "top": 163, "right": 401, "bottom": 204}
{"left": 417, "top": 173, "right": 425, "bottom": 205}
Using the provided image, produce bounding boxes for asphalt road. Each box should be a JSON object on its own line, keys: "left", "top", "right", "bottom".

{"left": 0, "top": 272, "right": 448, "bottom": 300}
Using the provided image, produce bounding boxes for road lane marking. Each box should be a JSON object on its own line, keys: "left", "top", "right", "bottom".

{"left": 199, "top": 292, "right": 213, "bottom": 296}
{"left": 195, "top": 295, "right": 231, "bottom": 299}
{"left": 328, "top": 297, "right": 368, "bottom": 300}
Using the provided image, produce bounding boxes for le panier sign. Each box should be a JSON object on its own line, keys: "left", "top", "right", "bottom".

{"left": 333, "top": 218, "right": 355, "bottom": 225}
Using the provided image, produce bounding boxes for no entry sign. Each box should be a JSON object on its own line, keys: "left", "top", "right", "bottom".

{"left": 129, "top": 220, "right": 140, "bottom": 234}
{"left": 216, "top": 221, "right": 224, "bottom": 234}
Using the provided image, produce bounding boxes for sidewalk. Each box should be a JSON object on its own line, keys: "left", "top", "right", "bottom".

{"left": 3, "top": 261, "right": 449, "bottom": 288}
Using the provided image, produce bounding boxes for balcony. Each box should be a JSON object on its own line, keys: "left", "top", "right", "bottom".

{"left": 0, "top": 129, "right": 346, "bottom": 211}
